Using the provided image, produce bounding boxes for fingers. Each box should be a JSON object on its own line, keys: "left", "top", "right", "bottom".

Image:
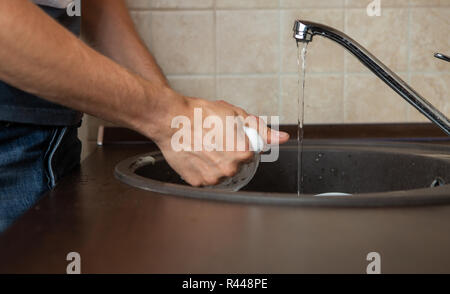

{"left": 180, "top": 155, "right": 222, "bottom": 186}
{"left": 170, "top": 145, "right": 249, "bottom": 187}
{"left": 183, "top": 152, "right": 251, "bottom": 187}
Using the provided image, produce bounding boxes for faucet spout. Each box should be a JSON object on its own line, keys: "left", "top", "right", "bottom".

{"left": 293, "top": 20, "right": 450, "bottom": 136}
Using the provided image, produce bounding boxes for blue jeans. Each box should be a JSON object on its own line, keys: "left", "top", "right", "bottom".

{"left": 0, "top": 122, "right": 81, "bottom": 233}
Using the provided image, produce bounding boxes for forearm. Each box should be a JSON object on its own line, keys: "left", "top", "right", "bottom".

{"left": 0, "top": 0, "right": 177, "bottom": 139}
{"left": 81, "top": 0, "right": 168, "bottom": 86}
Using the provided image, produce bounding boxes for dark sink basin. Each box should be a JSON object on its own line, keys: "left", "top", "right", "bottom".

{"left": 115, "top": 140, "right": 450, "bottom": 207}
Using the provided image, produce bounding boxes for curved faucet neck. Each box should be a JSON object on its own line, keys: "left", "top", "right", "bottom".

{"left": 293, "top": 20, "right": 450, "bottom": 136}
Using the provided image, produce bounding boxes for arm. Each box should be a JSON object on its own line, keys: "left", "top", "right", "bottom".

{"left": 0, "top": 0, "right": 168, "bottom": 137}
{"left": 81, "top": 0, "right": 169, "bottom": 86}
{"left": 0, "top": 0, "right": 289, "bottom": 186}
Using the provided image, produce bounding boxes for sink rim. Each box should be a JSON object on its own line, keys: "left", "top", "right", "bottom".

{"left": 114, "top": 140, "right": 450, "bottom": 207}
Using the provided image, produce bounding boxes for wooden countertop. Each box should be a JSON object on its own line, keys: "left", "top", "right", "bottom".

{"left": 1, "top": 124, "right": 450, "bottom": 273}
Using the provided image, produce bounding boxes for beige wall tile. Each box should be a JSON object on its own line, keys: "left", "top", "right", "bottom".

{"left": 216, "top": 10, "right": 279, "bottom": 73}
{"left": 126, "top": 0, "right": 214, "bottom": 9}
{"left": 83, "top": 115, "right": 115, "bottom": 142}
{"left": 280, "top": 76, "right": 297, "bottom": 124}
{"left": 345, "top": 0, "right": 409, "bottom": 7}
{"left": 78, "top": 116, "right": 90, "bottom": 161}
{"left": 84, "top": 115, "right": 100, "bottom": 142}
{"left": 281, "top": 9, "right": 345, "bottom": 73}
{"left": 129, "top": 11, "right": 153, "bottom": 50}
{"left": 168, "top": 76, "right": 216, "bottom": 100}
{"left": 216, "top": 0, "right": 279, "bottom": 9}
{"left": 281, "top": 75, "right": 344, "bottom": 124}
{"left": 407, "top": 73, "right": 450, "bottom": 122}
{"left": 410, "top": 8, "right": 450, "bottom": 71}
{"left": 345, "top": 8, "right": 409, "bottom": 73}
{"left": 281, "top": 0, "right": 344, "bottom": 8}
{"left": 217, "top": 76, "right": 279, "bottom": 117}
{"left": 135, "top": 11, "right": 215, "bottom": 75}
{"left": 345, "top": 74, "right": 408, "bottom": 122}
{"left": 81, "top": 143, "right": 97, "bottom": 162}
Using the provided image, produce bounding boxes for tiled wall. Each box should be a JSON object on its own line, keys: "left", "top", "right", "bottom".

{"left": 81, "top": 0, "right": 450, "bottom": 149}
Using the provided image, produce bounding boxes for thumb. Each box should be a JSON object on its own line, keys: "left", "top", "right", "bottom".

{"left": 253, "top": 117, "right": 289, "bottom": 145}
{"left": 266, "top": 128, "right": 290, "bottom": 144}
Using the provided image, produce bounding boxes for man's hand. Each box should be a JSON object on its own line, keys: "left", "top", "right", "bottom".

{"left": 138, "top": 90, "right": 290, "bottom": 187}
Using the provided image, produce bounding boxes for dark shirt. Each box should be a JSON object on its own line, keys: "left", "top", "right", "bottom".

{"left": 0, "top": 5, "right": 82, "bottom": 126}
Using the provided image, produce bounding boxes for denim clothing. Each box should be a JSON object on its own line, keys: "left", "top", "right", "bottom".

{"left": 0, "top": 5, "right": 82, "bottom": 126}
{"left": 0, "top": 122, "right": 81, "bottom": 233}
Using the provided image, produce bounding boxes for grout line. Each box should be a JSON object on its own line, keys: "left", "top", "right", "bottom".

{"left": 167, "top": 74, "right": 278, "bottom": 78}
{"left": 343, "top": 5, "right": 348, "bottom": 123}
{"left": 166, "top": 74, "right": 214, "bottom": 79}
{"left": 281, "top": 72, "right": 346, "bottom": 76}
{"left": 343, "top": 71, "right": 450, "bottom": 75}
{"left": 165, "top": 70, "right": 450, "bottom": 79}
{"left": 127, "top": 3, "right": 450, "bottom": 12}
{"left": 213, "top": 0, "right": 218, "bottom": 100}
{"left": 128, "top": 7, "right": 214, "bottom": 12}
{"left": 406, "top": 2, "right": 413, "bottom": 121}
{"left": 278, "top": 0, "right": 283, "bottom": 122}
{"left": 128, "top": 7, "right": 351, "bottom": 12}
{"left": 217, "top": 73, "right": 280, "bottom": 78}
{"left": 129, "top": 5, "right": 450, "bottom": 13}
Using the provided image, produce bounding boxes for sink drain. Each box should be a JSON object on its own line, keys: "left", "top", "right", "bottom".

{"left": 431, "top": 177, "right": 445, "bottom": 188}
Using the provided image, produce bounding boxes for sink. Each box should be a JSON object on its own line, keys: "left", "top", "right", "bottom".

{"left": 114, "top": 140, "right": 450, "bottom": 207}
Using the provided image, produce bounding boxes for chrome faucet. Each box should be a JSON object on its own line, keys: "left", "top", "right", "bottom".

{"left": 293, "top": 20, "right": 450, "bottom": 136}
